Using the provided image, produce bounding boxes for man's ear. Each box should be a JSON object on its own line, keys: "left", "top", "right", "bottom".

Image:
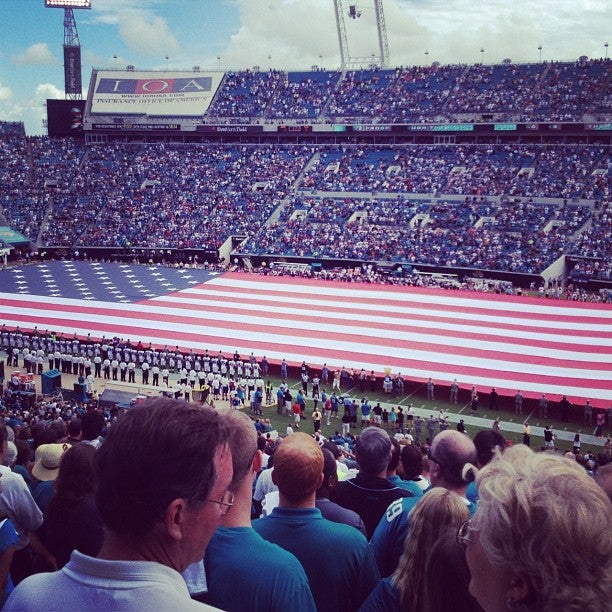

{"left": 316, "top": 471, "right": 324, "bottom": 490}
{"left": 252, "top": 449, "right": 263, "bottom": 474}
{"left": 165, "top": 498, "right": 188, "bottom": 541}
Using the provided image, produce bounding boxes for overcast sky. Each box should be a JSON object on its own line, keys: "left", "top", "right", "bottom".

{"left": 0, "top": 0, "right": 609, "bottom": 134}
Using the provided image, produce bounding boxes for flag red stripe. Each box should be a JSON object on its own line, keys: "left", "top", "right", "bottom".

{"left": 1, "top": 299, "right": 608, "bottom": 370}
{"left": 172, "top": 283, "right": 612, "bottom": 326}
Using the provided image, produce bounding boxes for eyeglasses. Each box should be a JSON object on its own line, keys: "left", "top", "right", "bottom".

{"left": 457, "top": 519, "right": 476, "bottom": 546}
{"left": 207, "top": 490, "right": 235, "bottom": 516}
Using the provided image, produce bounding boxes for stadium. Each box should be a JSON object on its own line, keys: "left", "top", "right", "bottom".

{"left": 0, "top": 2, "right": 611, "bottom": 609}
{"left": 2, "top": 54, "right": 610, "bottom": 401}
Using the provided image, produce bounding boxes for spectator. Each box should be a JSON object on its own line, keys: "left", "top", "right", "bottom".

{"left": 370, "top": 430, "right": 477, "bottom": 577}
{"left": 10, "top": 442, "right": 32, "bottom": 490}
{"left": 466, "top": 429, "right": 507, "bottom": 504}
{"left": 315, "top": 448, "right": 366, "bottom": 536}
{"left": 397, "top": 444, "right": 428, "bottom": 495}
{"left": 4, "top": 398, "right": 232, "bottom": 611}
{"left": 360, "top": 488, "right": 470, "bottom": 611}
{"left": 66, "top": 419, "right": 82, "bottom": 445}
{"left": 0, "top": 512, "right": 19, "bottom": 605}
{"left": 386, "top": 439, "right": 422, "bottom": 496}
{"left": 37, "top": 444, "right": 103, "bottom": 569}
{"left": 462, "top": 445, "right": 611, "bottom": 612}
{"left": 201, "top": 411, "right": 315, "bottom": 611}
{"left": 31, "top": 443, "right": 69, "bottom": 513}
{"left": 252, "top": 432, "right": 379, "bottom": 612}
{"left": 423, "top": 528, "right": 485, "bottom": 612}
{"left": 0, "top": 425, "right": 52, "bottom": 585}
{"left": 80, "top": 411, "right": 105, "bottom": 448}
{"left": 330, "top": 427, "right": 414, "bottom": 539}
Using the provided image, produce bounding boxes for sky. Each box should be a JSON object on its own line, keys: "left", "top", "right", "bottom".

{"left": 0, "top": 0, "right": 609, "bottom": 135}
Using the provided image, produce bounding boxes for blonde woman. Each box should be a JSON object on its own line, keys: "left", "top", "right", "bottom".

{"left": 359, "top": 488, "right": 469, "bottom": 611}
{"left": 463, "top": 445, "right": 611, "bottom": 612}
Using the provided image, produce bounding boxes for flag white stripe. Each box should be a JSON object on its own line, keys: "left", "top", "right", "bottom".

{"left": 2, "top": 271, "right": 611, "bottom": 405}
{"left": 4, "top": 300, "right": 610, "bottom": 364}
{"left": 204, "top": 277, "right": 612, "bottom": 319}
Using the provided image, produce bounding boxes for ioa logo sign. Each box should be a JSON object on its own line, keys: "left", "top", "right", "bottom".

{"left": 96, "top": 77, "right": 212, "bottom": 94}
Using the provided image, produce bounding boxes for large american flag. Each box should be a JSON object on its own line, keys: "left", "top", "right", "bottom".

{"left": 1, "top": 262, "right": 610, "bottom": 408}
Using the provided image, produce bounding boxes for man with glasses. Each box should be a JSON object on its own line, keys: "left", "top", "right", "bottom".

{"left": 199, "top": 411, "right": 316, "bottom": 611}
{"left": 370, "top": 430, "right": 478, "bottom": 577}
{"left": 5, "top": 398, "right": 232, "bottom": 611}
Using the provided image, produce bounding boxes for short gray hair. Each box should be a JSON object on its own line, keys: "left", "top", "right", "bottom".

{"left": 355, "top": 427, "right": 391, "bottom": 475}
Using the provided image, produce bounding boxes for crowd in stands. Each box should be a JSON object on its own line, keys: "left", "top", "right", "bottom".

{"left": 298, "top": 144, "right": 607, "bottom": 198}
{"left": 239, "top": 194, "right": 593, "bottom": 274}
{"left": 207, "top": 70, "right": 286, "bottom": 119}
{"left": 203, "top": 59, "right": 610, "bottom": 123}
{"left": 266, "top": 71, "right": 341, "bottom": 119}
{"left": 0, "top": 135, "right": 608, "bottom": 279}
{"left": 75, "top": 144, "right": 311, "bottom": 250}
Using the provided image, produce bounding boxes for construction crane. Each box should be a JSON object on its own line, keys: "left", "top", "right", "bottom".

{"left": 334, "top": 0, "right": 390, "bottom": 70}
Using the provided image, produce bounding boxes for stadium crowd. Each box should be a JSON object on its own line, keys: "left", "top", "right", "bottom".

{"left": 201, "top": 59, "right": 611, "bottom": 123}
{"left": 0, "top": 133, "right": 608, "bottom": 280}
{"left": 0, "top": 339, "right": 610, "bottom": 610}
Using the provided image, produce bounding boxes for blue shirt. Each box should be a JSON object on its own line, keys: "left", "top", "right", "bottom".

{"left": 203, "top": 526, "right": 315, "bottom": 612}
{"left": 359, "top": 576, "right": 401, "bottom": 612}
{"left": 253, "top": 507, "right": 379, "bottom": 612}
{"left": 387, "top": 475, "right": 424, "bottom": 498}
{"left": 370, "top": 493, "right": 477, "bottom": 577}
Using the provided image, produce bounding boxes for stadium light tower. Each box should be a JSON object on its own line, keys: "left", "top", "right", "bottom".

{"left": 44, "top": 0, "right": 91, "bottom": 100}
{"left": 334, "top": 0, "right": 390, "bottom": 70}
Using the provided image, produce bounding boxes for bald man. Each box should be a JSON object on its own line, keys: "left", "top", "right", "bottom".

{"left": 253, "top": 433, "right": 379, "bottom": 612}
{"left": 370, "top": 430, "right": 478, "bottom": 577}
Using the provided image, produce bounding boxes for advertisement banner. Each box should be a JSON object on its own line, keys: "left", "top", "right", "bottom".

{"left": 64, "top": 46, "right": 82, "bottom": 95}
{"left": 91, "top": 70, "right": 224, "bottom": 117}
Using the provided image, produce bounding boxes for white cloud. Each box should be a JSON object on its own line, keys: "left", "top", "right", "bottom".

{"left": 0, "top": 82, "right": 64, "bottom": 136}
{"left": 12, "top": 43, "right": 58, "bottom": 66}
{"left": 35, "top": 83, "right": 64, "bottom": 102}
{"left": 117, "top": 10, "right": 179, "bottom": 56}
{"left": 0, "top": 81, "right": 13, "bottom": 101}
{"left": 89, "top": 0, "right": 164, "bottom": 24}
{"left": 221, "top": 0, "right": 342, "bottom": 69}
{"left": 218, "top": 0, "right": 611, "bottom": 70}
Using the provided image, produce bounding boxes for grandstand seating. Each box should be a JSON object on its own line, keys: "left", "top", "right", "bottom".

{"left": 0, "top": 127, "right": 608, "bottom": 278}
{"left": 0, "top": 60, "right": 609, "bottom": 285}
{"left": 202, "top": 59, "right": 612, "bottom": 123}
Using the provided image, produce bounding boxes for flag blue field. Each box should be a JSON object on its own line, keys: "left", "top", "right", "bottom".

{"left": 0, "top": 261, "right": 220, "bottom": 302}
{"left": 1, "top": 262, "right": 611, "bottom": 408}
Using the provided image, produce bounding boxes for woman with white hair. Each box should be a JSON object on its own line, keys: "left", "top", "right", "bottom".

{"left": 460, "top": 445, "right": 611, "bottom": 612}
